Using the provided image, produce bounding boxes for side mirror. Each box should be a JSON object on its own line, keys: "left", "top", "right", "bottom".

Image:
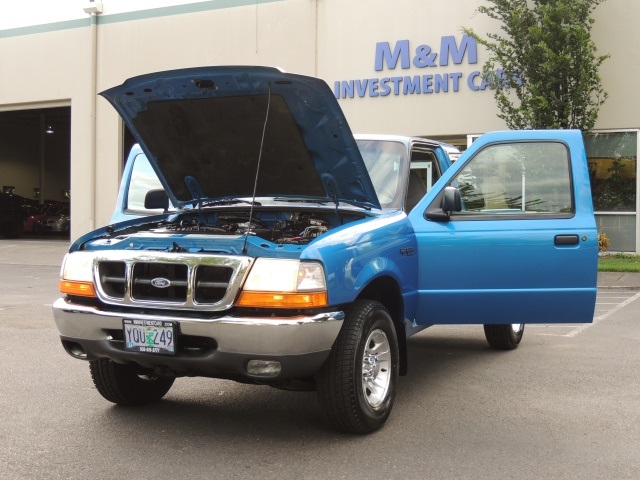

{"left": 144, "top": 189, "right": 169, "bottom": 211}
{"left": 441, "top": 186, "right": 462, "bottom": 213}
{"left": 425, "top": 186, "right": 461, "bottom": 221}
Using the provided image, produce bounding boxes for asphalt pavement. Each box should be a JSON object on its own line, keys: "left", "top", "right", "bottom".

{"left": 0, "top": 237, "right": 70, "bottom": 267}
{"left": 2, "top": 237, "right": 640, "bottom": 479}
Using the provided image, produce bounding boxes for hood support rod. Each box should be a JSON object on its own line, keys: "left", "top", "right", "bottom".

{"left": 242, "top": 81, "right": 272, "bottom": 255}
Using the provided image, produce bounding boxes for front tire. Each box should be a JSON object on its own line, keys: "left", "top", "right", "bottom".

{"left": 316, "top": 300, "right": 399, "bottom": 434}
{"left": 484, "top": 324, "right": 525, "bottom": 350}
{"left": 89, "top": 358, "right": 174, "bottom": 406}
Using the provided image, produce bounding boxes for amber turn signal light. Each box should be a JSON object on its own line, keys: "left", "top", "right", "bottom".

{"left": 236, "top": 291, "right": 328, "bottom": 308}
{"left": 59, "top": 280, "right": 96, "bottom": 297}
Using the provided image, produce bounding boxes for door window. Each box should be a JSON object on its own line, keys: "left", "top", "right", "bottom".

{"left": 451, "top": 142, "right": 573, "bottom": 216}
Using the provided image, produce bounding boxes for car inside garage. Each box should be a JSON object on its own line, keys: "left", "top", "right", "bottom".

{"left": 0, "top": 106, "right": 70, "bottom": 238}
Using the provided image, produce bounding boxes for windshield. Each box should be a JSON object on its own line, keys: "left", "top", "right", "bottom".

{"left": 356, "top": 140, "right": 408, "bottom": 210}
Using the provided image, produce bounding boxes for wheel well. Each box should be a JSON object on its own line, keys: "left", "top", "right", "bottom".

{"left": 357, "top": 276, "right": 408, "bottom": 376}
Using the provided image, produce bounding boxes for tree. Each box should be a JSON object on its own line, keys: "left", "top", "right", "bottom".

{"left": 464, "top": 0, "right": 609, "bottom": 133}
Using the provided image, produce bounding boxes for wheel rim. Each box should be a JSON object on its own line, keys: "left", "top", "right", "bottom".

{"left": 137, "top": 372, "right": 160, "bottom": 382}
{"left": 361, "top": 328, "right": 392, "bottom": 408}
{"left": 511, "top": 324, "right": 524, "bottom": 335}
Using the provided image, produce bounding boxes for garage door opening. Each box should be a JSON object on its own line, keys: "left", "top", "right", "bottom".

{"left": 0, "top": 106, "right": 71, "bottom": 238}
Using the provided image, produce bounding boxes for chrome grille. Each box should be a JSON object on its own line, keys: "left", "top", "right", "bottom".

{"left": 132, "top": 262, "right": 189, "bottom": 302}
{"left": 98, "top": 261, "right": 126, "bottom": 299}
{"left": 92, "top": 251, "right": 252, "bottom": 311}
{"left": 194, "top": 265, "right": 234, "bottom": 304}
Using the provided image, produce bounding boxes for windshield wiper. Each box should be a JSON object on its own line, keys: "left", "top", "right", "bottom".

{"left": 274, "top": 196, "right": 330, "bottom": 205}
{"left": 200, "top": 198, "right": 262, "bottom": 207}
{"left": 274, "top": 196, "right": 371, "bottom": 210}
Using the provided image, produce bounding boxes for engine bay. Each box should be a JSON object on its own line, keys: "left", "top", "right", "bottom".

{"left": 145, "top": 208, "right": 366, "bottom": 245}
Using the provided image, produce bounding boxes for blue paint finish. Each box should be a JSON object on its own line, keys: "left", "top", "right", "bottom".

{"left": 101, "top": 66, "right": 380, "bottom": 210}
{"left": 301, "top": 211, "right": 418, "bottom": 306}
{"left": 409, "top": 130, "right": 598, "bottom": 325}
{"left": 90, "top": 67, "right": 597, "bottom": 332}
{"left": 79, "top": 227, "right": 307, "bottom": 259}
{"left": 55, "top": 67, "right": 600, "bottom": 425}
{"left": 433, "top": 144, "right": 452, "bottom": 172}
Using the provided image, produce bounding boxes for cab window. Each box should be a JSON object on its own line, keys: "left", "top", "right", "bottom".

{"left": 410, "top": 149, "right": 441, "bottom": 191}
{"left": 451, "top": 142, "right": 573, "bottom": 216}
{"left": 126, "top": 154, "right": 167, "bottom": 213}
{"left": 358, "top": 140, "right": 407, "bottom": 210}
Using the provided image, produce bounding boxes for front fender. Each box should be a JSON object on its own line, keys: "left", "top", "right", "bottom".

{"left": 301, "top": 212, "right": 418, "bottom": 306}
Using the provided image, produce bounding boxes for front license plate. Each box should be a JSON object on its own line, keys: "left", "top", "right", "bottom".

{"left": 123, "top": 319, "right": 176, "bottom": 355}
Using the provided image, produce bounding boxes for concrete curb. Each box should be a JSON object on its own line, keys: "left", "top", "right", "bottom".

{"left": 597, "top": 272, "right": 640, "bottom": 290}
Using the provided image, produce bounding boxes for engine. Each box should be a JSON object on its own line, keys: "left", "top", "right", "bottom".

{"left": 151, "top": 210, "right": 336, "bottom": 245}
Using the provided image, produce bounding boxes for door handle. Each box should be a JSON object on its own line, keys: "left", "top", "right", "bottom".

{"left": 554, "top": 234, "right": 579, "bottom": 246}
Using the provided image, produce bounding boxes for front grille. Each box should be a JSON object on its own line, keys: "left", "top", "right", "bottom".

{"left": 194, "top": 265, "right": 234, "bottom": 304}
{"left": 92, "top": 251, "right": 252, "bottom": 311}
{"left": 132, "top": 262, "right": 188, "bottom": 302}
{"left": 98, "top": 261, "right": 126, "bottom": 298}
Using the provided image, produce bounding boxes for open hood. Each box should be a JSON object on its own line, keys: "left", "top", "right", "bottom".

{"left": 101, "top": 66, "right": 380, "bottom": 210}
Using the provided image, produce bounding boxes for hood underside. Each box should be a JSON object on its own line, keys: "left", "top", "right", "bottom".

{"left": 101, "top": 66, "right": 380, "bottom": 209}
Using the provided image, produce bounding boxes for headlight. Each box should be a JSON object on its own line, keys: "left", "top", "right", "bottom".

{"left": 59, "top": 252, "right": 96, "bottom": 297}
{"left": 237, "top": 258, "right": 328, "bottom": 308}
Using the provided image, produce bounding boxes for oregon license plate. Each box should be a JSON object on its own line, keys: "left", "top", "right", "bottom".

{"left": 123, "top": 319, "right": 176, "bottom": 355}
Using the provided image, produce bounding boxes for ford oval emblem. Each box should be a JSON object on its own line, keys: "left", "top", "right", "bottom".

{"left": 151, "top": 277, "right": 171, "bottom": 289}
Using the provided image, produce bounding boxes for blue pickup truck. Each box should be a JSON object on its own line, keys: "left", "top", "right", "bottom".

{"left": 53, "top": 66, "right": 598, "bottom": 434}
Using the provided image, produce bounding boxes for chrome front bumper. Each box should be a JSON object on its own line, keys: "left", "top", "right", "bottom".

{"left": 52, "top": 297, "right": 344, "bottom": 380}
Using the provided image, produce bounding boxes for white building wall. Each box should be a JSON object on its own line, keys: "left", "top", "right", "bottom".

{"left": 0, "top": 0, "right": 636, "bottom": 239}
{"left": 0, "top": 26, "right": 95, "bottom": 235}
{"left": 590, "top": 0, "right": 639, "bottom": 131}
{"left": 317, "top": 0, "right": 506, "bottom": 137}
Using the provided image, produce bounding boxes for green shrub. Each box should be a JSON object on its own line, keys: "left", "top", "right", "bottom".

{"left": 598, "top": 232, "right": 610, "bottom": 252}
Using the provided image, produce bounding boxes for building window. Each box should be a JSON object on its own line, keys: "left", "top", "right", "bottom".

{"left": 585, "top": 130, "right": 638, "bottom": 252}
{"left": 586, "top": 131, "right": 637, "bottom": 212}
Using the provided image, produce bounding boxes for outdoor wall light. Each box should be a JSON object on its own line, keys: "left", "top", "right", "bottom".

{"left": 45, "top": 125, "right": 54, "bottom": 134}
{"left": 83, "top": 1, "right": 103, "bottom": 15}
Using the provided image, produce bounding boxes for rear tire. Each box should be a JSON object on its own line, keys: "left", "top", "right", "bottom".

{"left": 316, "top": 300, "right": 399, "bottom": 434}
{"left": 484, "top": 324, "right": 525, "bottom": 350}
{"left": 89, "top": 358, "right": 174, "bottom": 406}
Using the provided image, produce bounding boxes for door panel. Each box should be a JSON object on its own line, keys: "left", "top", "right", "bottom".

{"left": 410, "top": 131, "right": 598, "bottom": 325}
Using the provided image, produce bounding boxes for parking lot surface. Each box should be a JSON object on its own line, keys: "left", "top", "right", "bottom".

{"left": 1, "top": 239, "right": 639, "bottom": 479}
